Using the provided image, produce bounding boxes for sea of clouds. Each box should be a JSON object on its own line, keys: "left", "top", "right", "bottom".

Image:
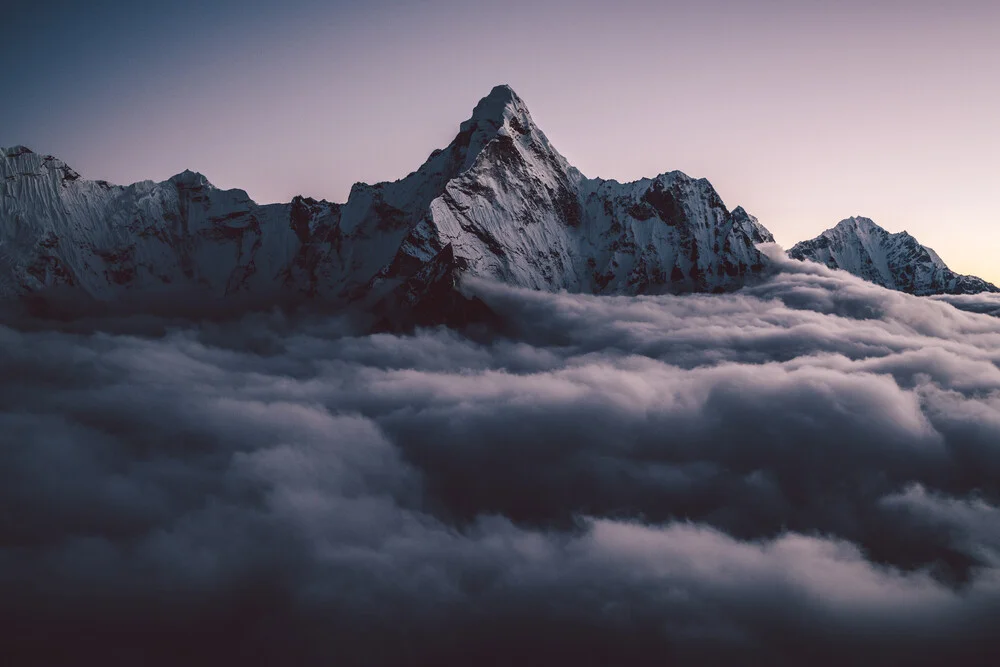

{"left": 3, "top": 251, "right": 1000, "bottom": 665}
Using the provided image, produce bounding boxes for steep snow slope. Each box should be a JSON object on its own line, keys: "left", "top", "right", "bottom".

{"left": 789, "top": 217, "right": 997, "bottom": 295}
{"left": 0, "top": 85, "right": 772, "bottom": 316}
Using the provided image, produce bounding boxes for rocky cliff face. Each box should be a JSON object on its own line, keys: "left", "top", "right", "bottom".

{"left": 789, "top": 217, "right": 997, "bottom": 296}
{"left": 0, "top": 85, "right": 772, "bottom": 318}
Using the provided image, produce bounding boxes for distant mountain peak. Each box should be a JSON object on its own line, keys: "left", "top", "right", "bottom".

{"left": 791, "top": 217, "right": 997, "bottom": 295}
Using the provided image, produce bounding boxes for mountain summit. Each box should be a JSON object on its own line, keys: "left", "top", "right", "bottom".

{"left": 464, "top": 84, "right": 530, "bottom": 132}
{"left": 789, "top": 217, "right": 997, "bottom": 295}
{"left": 0, "top": 85, "right": 772, "bottom": 320}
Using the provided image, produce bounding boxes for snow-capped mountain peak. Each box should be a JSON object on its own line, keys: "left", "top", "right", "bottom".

{"left": 463, "top": 84, "right": 525, "bottom": 129}
{"left": 452, "top": 83, "right": 574, "bottom": 179}
{"left": 790, "top": 217, "right": 997, "bottom": 295}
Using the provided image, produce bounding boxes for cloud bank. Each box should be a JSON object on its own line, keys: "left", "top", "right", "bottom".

{"left": 3, "top": 253, "right": 1000, "bottom": 665}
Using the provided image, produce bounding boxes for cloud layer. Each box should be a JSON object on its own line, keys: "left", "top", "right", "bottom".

{"left": 3, "top": 254, "right": 1000, "bottom": 665}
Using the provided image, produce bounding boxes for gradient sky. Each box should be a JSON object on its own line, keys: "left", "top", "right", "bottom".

{"left": 4, "top": 0, "right": 998, "bottom": 283}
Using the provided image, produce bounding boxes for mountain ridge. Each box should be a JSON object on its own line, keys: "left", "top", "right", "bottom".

{"left": 0, "top": 85, "right": 772, "bottom": 321}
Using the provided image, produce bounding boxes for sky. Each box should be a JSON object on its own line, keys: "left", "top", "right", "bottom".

{"left": 3, "top": 0, "right": 998, "bottom": 283}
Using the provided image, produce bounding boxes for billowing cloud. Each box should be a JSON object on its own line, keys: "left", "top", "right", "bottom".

{"left": 3, "top": 254, "right": 1000, "bottom": 665}
{"left": 931, "top": 292, "right": 1000, "bottom": 317}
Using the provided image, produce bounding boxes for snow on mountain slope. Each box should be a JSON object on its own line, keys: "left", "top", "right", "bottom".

{"left": 0, "top": 85, "right": 773, "bottom": 317}
{"left": 789, "top": 217, "right": 997, "bottom": 296}
{"left": 0, "top": 145, "right": 304, "bottom": 312}
{"left": 378, "top": 85, "right": 769, "bottom": 295}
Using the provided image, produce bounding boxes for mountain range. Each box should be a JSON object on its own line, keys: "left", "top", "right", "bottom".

{"left": 1, "top": 84, "right": 994, "bottom": 322}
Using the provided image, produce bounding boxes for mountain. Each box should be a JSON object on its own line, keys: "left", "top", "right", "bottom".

{"left": 0, "top": 85, "right": 772, "bottom": 319}
{"left": 789, "top": 217, "right": 997, "bottom": 295}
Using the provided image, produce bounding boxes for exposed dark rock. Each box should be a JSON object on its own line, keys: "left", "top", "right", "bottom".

{"left": 371, "top": 244, "right": 500, "bottom": 333}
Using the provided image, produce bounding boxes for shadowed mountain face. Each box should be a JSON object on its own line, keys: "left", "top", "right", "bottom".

{"left": 790, "top": 217, "right": 998, "bottom": 296}
{"left": 0, "top": 85, "right": 771, "bottom": 319}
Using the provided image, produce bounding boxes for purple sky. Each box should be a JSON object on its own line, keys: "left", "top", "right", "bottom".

{"left": 3, "top": 0, "right": 998, "bottom": 282}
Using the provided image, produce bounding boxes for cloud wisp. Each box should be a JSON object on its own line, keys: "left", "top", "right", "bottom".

{"left": 3, "top": 253, "right": 1000, "bottom": 665}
